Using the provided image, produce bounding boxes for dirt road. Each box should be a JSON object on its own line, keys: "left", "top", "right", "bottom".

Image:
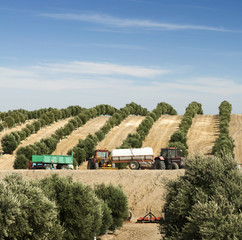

{"left": 229, "top": 114, "right": 242, "bottom": 164}
{"left": 53, "top": 116, "right": 110, "bottom": 155}
{"left": 187, "top": 115, "right": 220, "bottom": 157}
{"left": 96, "top": 116, "right": 145, "bottom": 150}
{"left": 142, "top": 115, "right": 182, "bottom": 156}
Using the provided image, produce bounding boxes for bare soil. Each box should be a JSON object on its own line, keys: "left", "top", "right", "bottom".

{"left": 53, "top": 116, "right": 110, "bottom": 155}
{"left": 142, "top": 115, "right": 182, "bottom": 156}
{"left": 96, "top": 116, "right": 145, "bottom": 150}
{"left": 229, "top": 114, "right": 242, "bottom": 164}
{"left": 187, "top": 115, "right": 220, "bottom": 157}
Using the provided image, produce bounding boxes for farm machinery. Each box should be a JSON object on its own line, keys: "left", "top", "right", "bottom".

{"left": 28, "top": 154, "right": 74, "bottom": 170}
{"left": 87, "top": 149, "right": 116, "bottom": 169}
{"left": 153, "top": 147, "right": 185, "bottom": 170}
{"left": 136, "top": 211, "right": 162, "bottom": 223}
{"left": 87, "top": 147, "right": 185, "bottom": 170}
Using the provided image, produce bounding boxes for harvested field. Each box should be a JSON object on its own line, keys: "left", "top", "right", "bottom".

{"left": 229, "top": 114, "right": 242, "bottom": 164}
{"left": 53, "top": 116, "right": 110, "bottom": 155}
{"left": 142, "top": 115, "right": 182, "bottom": 156}
{"left": 187, "top": 115, "right": 220, "bottom": 157}
{"left": 96, "top": 116, "right": 145, "bottom": 150}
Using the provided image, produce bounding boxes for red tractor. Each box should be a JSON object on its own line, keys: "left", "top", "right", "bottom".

{"left": 87, "top": 149, "right": 115, "bottom": 169}
{"left": 153, "top": 147, "right": 185, "bottom": 170}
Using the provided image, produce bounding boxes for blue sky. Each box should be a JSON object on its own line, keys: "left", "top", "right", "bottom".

{"left": 0, "top": 0, "right": 242, "bottom": 114}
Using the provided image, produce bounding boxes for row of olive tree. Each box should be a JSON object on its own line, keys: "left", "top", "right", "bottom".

{"left": 163, "top": 154, "right": 242, "bottom": 239}
{"left": 168, "top": 102, "right": 203, "bottom": 156}
{"left": 1, "top": 107, "right": 84, "bottom": 155}
{"left": 67, "top": 102, "right": 149, "bottom": 166}
{"left": 13, "top": 105, "right": 117, "bottom": 169}
{"left": 0, "top": 174, "right": 129, "bottom": 240}
{"left": 0, "top": 107, "right": 61, "bottom": 131}
{"left": 119, "top": 102, "right": 177, "bottom": 149}
{"left": 212, "top": 101, "right": 235, "bottom": 157}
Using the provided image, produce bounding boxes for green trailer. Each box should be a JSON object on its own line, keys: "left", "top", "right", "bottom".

{"left": 29, "top": 154, "right": 73, "bottom": 170}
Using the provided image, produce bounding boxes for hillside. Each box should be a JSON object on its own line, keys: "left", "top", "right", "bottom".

{"left": 96, "top": 115, "right": 145, "bottom": 150}
{"left": 142, "top": 115, "right": 182, "bottom": 156}
{"left": 0, "top": 118, "right": 73, "bottom": 169}
{"left": 53, "top": 116, "right": 110, "bottom": 155}
{"left": 1, "top": 113, "right": 242, "bottom": 170}
{"left": 187, "top": 115, "right": 220, "bottom": 157}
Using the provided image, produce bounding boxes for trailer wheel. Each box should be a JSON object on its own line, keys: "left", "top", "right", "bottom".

{"left": 153, "top": 159, "right": 166, "bottom": 170}
{"left": 171, "top": 163, "right": 179, "bottom": 169}
{"left": 129, "top": 161, "right": 139, "bottom": 170}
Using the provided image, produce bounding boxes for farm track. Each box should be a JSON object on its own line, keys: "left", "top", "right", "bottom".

{"left": 0, "top": 117, "right": 73, "bottom": 170}
{"left": 96, "top": 116, "right": 145, "bottom": 150}
{"left": 53, "top": 116, "right": 110, "bottom": 155}
{"left": 142, "top": 115, "right": 182, "bottom": 156}
{"left": 229, "top": 114, "right": 242, "bottom": 164}
{"left": 187, "top": 115, "right": 220, "bottom": 157}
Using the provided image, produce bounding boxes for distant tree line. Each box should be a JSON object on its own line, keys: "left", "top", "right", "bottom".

{"left": 168, "top": 101, "right": 203, "bottom": 156}
{"left": 212, "top": 101, "right": 234, "bottom": 157}
{"left": 0, "top": 107, "right": 69, "bottom": 131}
{"left": 0, "top": 174, "right": 128, "bottom": 240}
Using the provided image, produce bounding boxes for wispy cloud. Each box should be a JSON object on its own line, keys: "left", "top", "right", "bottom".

{"left": 39, "top": 13, "right": 231, "bottom": 32}
{"left": 32, "top": 61, "right": 168, "bottom": 78}
{"left": 0, "top": 62, "right": 241, "bottom": 96}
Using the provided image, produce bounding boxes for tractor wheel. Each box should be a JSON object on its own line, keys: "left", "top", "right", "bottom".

{"left": 129, "top": 161, "right": 139, "bottom": 170}
{"left": 153, "top": 159, "right": 166, "bottom": 170}
{"left": 171, "top": 163, "right": 179, "bottom": 169}
{"left": 87, "top": 160, "right": 93, "bottom": 169}
{"left": 94, "top": 162, "right": 99, "bottom": 170}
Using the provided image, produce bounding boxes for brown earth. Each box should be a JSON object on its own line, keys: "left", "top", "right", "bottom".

{"left": 53, "top": 116, "right": 110, "bottom": 155}
{"left": 96, "top": 116, "right": 145, "bottom": 150}
{"left": 142, "top": 115, "right": 182, "bottom": 156}
{"left": 187, "top": 115, "right": 220, "bottom": 157}
{"left": 0, "top": 169, "right": 183, "bottom": 240}
{"left": 229, "top": 114, "right": 242, "bottom": 164}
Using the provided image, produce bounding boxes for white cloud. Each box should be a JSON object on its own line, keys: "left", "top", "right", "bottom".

{"left": 32, "top": 61, "right": 168, "bottom": 78}
{"left": 0, "top": 63, "right": 242, "bottom": 114}
{"left": 40, "top": 13, "right": 230, "bottom": 32}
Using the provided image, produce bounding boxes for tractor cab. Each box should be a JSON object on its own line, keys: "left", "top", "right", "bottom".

{"left": 88, "top": 149, "right": 112, "bottom": 169}
{"left": 160, "top": 147, "right": 185, "bottom": 169}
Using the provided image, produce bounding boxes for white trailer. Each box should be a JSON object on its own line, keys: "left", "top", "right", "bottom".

{"left": 111, "top": 147, "right": 154, "bottom": 170}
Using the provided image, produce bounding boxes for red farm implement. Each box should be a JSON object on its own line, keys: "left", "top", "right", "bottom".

{"left": 136, "top": 211, "right": 162, "bottom": 223}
